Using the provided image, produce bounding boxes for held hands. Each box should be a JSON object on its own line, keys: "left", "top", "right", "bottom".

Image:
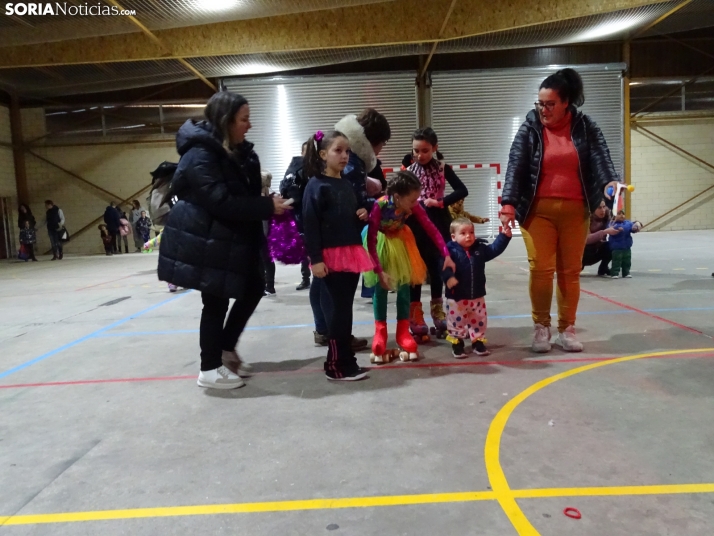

{"left": 378, "top": 272, "right": 391, "bottom": 290}
{"left": 499, "top": 205, "right": 516, "bottom": 230}
{"left": 502, "top": 226, "right": 512, "bottom": 238}
{"left": 356, "top": 208, "right": 368, "bottom": 221}
{"left": 604, "top": 181, "right": 620, "bottom": 200}
{"left": 423, "top": 198, "right": 443, "bottom": 208}
{"left": 446, "top": 277, "right": 459, "bottom": 290}
{"left": 442, "top": 256, "right": 456, "bottom": 273}
{"left": 272, "top": 196, "right": 293, "bottom": 215}
{"left": 312, "top": 262, "right": 329, "bottom": 279}
{"left": 604, "top": 227, "right": 622, "bottom": 236}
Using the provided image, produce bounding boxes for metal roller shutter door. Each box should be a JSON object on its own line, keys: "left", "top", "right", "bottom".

{"left": 432, "top": 64, "right": 624, "bottom": 237}
{"left": 222, "top": 73, "right": 418, "bottom": 189}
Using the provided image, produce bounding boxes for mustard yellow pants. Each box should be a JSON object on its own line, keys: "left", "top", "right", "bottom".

{"left": 521, "top": 198, "right": 589, "bottom": 333}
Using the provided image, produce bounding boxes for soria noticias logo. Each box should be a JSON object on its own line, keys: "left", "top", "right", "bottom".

{"left": 5, "top": 3, "right": 137, "bottom": 16}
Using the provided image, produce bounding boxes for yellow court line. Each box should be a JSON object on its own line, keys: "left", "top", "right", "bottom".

{"left": 513, "top": 483, "right": 714, "bottom": 499}
{"left": 483, "top": 347, "right": 714, "bottom": 536}
{"left": 0, "top": 492, "right": 496, "bottom": 526}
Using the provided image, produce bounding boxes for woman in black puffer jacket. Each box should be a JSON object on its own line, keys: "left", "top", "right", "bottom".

{"left": 159, "top": 92, "right": 290, "bottom": 390}
{"left": 500, "top": 68, "right": 620, "bottom": 354}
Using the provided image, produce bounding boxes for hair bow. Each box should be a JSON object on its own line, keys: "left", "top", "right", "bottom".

{"left": 315, "top": 130, "right": 324, "bottom": 142}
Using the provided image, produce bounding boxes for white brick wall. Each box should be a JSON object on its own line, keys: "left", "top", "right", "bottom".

{"left": 631, "top": 119, "right": 714, "bottom": 231}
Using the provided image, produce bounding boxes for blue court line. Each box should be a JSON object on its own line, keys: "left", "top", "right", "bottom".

{"left": 0, "top": 292, "right": 191, "bottom": 380}
{"left": 93, "top": 306, "right": 714, "bottom": 338}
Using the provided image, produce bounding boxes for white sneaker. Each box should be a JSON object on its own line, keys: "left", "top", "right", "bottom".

{"left": 611, "top": 275, "right": 619, "bottom": 279}
{"left": 221, "top": 350, "right": 253, "bottom": 378}
{"left": 554, "top": 326, "right": 583, "bottom": 352}
{"left": 197, "top": 366, "right": 245, "bottom": 389}
{"left": 532, "top": 324, "right": 551, "bottom": 353}
{"left": 624, "top": 274, "right": 632, "bottom": 278}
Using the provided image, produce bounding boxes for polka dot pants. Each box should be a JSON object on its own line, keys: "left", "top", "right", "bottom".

{"left": 446, "top": 298, "right": 487, "bottom": 342}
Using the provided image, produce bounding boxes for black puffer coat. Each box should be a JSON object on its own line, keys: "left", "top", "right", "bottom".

{"left": 502, "top": 108, "right": 619, "bottom": 224}
{"left": 158, "top": 119, "right": 274, "bottom": 299}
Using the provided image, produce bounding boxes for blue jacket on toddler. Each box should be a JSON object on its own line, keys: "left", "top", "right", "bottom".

{"left": 608, "top": 220, "right": 641, "bottom": 251}
{"left": 441, "top": 233, "right": 511, "bottom": 301}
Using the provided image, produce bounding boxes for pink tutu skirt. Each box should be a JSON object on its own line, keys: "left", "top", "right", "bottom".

{"left": 322, "top": 245, "right": 374, "bottom": 273}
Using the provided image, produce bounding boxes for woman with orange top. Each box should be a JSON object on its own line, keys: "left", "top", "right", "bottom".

{"left": 500, "top": 68, "right": 620, "bottom": 353}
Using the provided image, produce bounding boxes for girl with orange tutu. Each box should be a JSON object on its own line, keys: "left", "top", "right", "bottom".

{"left": 303, "top": 130, "right": 374, "bottom": 381}
{"left": 364, "top": 171, "right": 455, "bottom": 363}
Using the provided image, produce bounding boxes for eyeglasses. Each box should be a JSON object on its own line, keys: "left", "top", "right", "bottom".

{"left": 534, "top": 101, "right": 557, "bottom": 111}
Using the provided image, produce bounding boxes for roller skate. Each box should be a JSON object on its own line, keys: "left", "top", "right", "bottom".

{"left": 409, "top": 302, "right": 430, "bottom": 344}
{"left": 370, "top": 321, "right": 395, "bottom": 364}
{"left": 396, "top": 319, "right": 419, "bottom": 361}
{"left": 429, "top": 298, "right": 448, "bottom": 339}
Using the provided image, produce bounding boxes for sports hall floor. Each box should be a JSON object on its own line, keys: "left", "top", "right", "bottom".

{"left": 1, "top": 230, "right": 713, "bottom": 535}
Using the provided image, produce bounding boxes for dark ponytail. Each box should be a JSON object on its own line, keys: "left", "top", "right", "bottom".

{"left": 540, "top": 68, "right": 585, "bottom": 108}
{"left": 303, "top": 130, "right": 348, "bottom": 179}
{"left": 386, "top": 170, "right": 421, "bottom": 197}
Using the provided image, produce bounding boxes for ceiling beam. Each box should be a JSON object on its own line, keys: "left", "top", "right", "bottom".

{"left": 0, "top": 0, "right": 672, "bottom": 69}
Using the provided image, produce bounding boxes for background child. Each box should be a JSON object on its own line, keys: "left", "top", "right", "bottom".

{"left": 442, "top": 218, "right": 511, "bottom": 358}
{"left": 303, "top": 130, "right": 373, "bottom": 382}
{"left": 608, "top": 210, "right": 642, "bottom": 279}
{"left": 98, "top": 224, "right": 113, "bottom": 256}
{"left": 406, "top": 129, "right": 468, "bottom": 340}
{"left": 364, "top": 170, "right": 455, "bottom": 363}
{"left": 135, "top": 211, "right": 153, "bottom": 244}
{"left": 19, "top": 220, "right": 38, "bottom": 262}
{"left": 448, "top": 198, "right": 490, "bottom": 225}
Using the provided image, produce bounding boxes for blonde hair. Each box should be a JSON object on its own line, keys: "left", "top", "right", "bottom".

{"left": 450, "top": 217, "right": 474, "bottom": 234}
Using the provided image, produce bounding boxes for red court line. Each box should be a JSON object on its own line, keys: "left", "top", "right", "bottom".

{"left": 2, "top": 351, "right": 712, "bottom": 390}
{"left": 580, "top": 288, "right": 712, "bottom": 339}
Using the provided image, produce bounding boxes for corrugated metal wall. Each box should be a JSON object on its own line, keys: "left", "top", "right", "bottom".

{"left": 222, "top": 73, "right": 418, "bottom": 188}
{"left": 431, "top": 64, "right": 624, "bottom": 236}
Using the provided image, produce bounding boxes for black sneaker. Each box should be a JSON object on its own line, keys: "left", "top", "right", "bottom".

{"left": 296, "top": 279, "right": 311, "bottom": 291}
{"left": 472, "top": 339, "right": 491, "bottom": 356}
{"left": 326, "top": 367, "right": 369, "bottom": 381}
{"left": 314, "top": 331, "right": 328, "bottom": 347}
{"left": 452, "top": 340, "right": 468, "bottom": 359}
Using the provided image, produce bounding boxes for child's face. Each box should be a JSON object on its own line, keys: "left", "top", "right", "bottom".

{"left": 24, "top": 221, "right": 30, "bottom": 228}
{"left": 141, "top": 211, "right": 146, "bottom": 218}
{"left": 320, "top": 137, "right": 350, "bottom": 173}
{"left": 453, "top": 199, "right": 464, "bottom": 211}
{"left": 452, "top": 224, "right": 476, "bottom": 249}
{"left": 394, "top": 190, "right": 420, "bottom": 214}
{"left": 615, "top": 213, "right": 626, "bottom": 223}
{"left": 412, "top": 139, "right": 436, "bottom": 165}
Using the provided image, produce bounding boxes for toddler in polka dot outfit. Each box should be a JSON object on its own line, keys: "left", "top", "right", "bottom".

{"left": 441, "top": 217, "right": 511, "bottom": 358}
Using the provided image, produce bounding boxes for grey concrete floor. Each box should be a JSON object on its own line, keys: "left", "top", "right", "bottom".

{"left": 0, "top": 230, "right": 713, "bottom": 535}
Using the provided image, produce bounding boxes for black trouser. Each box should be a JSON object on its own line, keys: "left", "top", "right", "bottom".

{"left": 110, "top": 231, "right": 119, "bottom": 253}
{"left": 410, "top": 252, "right": 444, "bottom": 302}
{"left": 260, "top": 245, "right": 276, "bottom": 290}
{"left": 104, "top": 243, "right": 113, "bottom": 255}
{"left": 322, "top": 271, "right": 360, "bottom": 375}
{"left": 301, "top": 257, "right": 311, "bottom": 282}
{"left": 25, "top": 244, "right": 37, "bottom": 260}
{"left": 582, "top": 243, "right": 612, "bottom": 275}
{"left": 199, "top": 281, "right": 264, "bottom": 371}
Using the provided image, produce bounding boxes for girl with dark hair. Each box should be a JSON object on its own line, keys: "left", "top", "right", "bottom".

{"left": 500, "top": 68, "right": 620, "bottom": 353}
{"left": 406, "top": 128, "right": 468, "bottom": 341}
{"left": 364, "top": 170, "right": 456, "bottom": 363}
{"left": 158, "top": 91, "right": 291, "bottom": 390}
{"left": 303, "top": 130, "right": 373, "bottom": 381}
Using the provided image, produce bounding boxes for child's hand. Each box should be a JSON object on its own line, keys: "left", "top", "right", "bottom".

{"left": 311, "top": 262, "right": 329, "bottom": 278}
{"left": 482, "top": 217, "right": 490, "bottom": 223}
{"left": 378, "top": 272, "right": 391, "bottom": 290}
{"left": 446, "top": 277, "right": 459, "bottom": 289}
{"left": 356, "top": 208, "right": 368, "bottom": 221}
{"left": 605, "top": 227, "right": 621, "bottom": 236}
{"left": 502, "top": 226, "right": 512, "bottom": 238}
{"left": 423, "top": 198, "right": 442, "bottom": 208}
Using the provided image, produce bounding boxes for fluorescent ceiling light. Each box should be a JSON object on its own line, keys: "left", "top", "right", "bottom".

{"left": 232, "top": 62, "right": 284, "bottom": 76}
{"left": 579, "top": 17, "right": 644, "bottom": 40}
{"left": 195, "top": 0, "right": 242, "bottom": 13}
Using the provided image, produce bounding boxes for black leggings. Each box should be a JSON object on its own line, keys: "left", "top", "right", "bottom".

{"left": 199, "top": 280, "right": 264, "bottom": 371}
{"left": 410, "top": 252, "right": 443, "bottom": 302}
{"left": 260, "top": 245, "right": 276, "bottom": 289}
{"left": 322, "top": 271, "right": 360, "bottom": 375}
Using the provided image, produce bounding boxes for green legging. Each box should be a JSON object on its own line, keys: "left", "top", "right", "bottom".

{"left": 373, "top": 283, "right": 411, "bottom": 322}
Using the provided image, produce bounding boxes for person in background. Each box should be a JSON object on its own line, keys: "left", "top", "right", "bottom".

{"left": 608, "top": 210, "right": 643, "bottom": 279}
{"left": 500, "top": 68, "right": 620, "bottom": 353}
{"left": 448, "top": 198, "right": 490, "bottom": 225}
{"left": 135, "top": 210, "right": 153, "bottom": 244}
{"left": 582, "top": 200, "right": 620, "bottom": 277}
{"left": 407, "top": 129, "right": 468, "bottom": 340}
{"left": 19, "top": 220, "right": 38, "bottom": 262}
{"left": 44, "top": 200, "right": 65, "bottom": 260}
{"left": 18, "top": 203, "right": 36, "bottom": 231}
{"left": 103, "top": 201, "right": 121, "bottom": 254}
{"left": 98, "top": 224, "right": 114, "bottom": 256}
{"left": 280, "top": 140, "right": 312, "bottom": 291}
{"left": 118, "top": 208, "right": 131, "bottom": 254}
{"left": 260, "top": 170, "right": 277, "bottom": 296}
{"left": 130, "top": 199, "right": 146, "bottom": 252}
